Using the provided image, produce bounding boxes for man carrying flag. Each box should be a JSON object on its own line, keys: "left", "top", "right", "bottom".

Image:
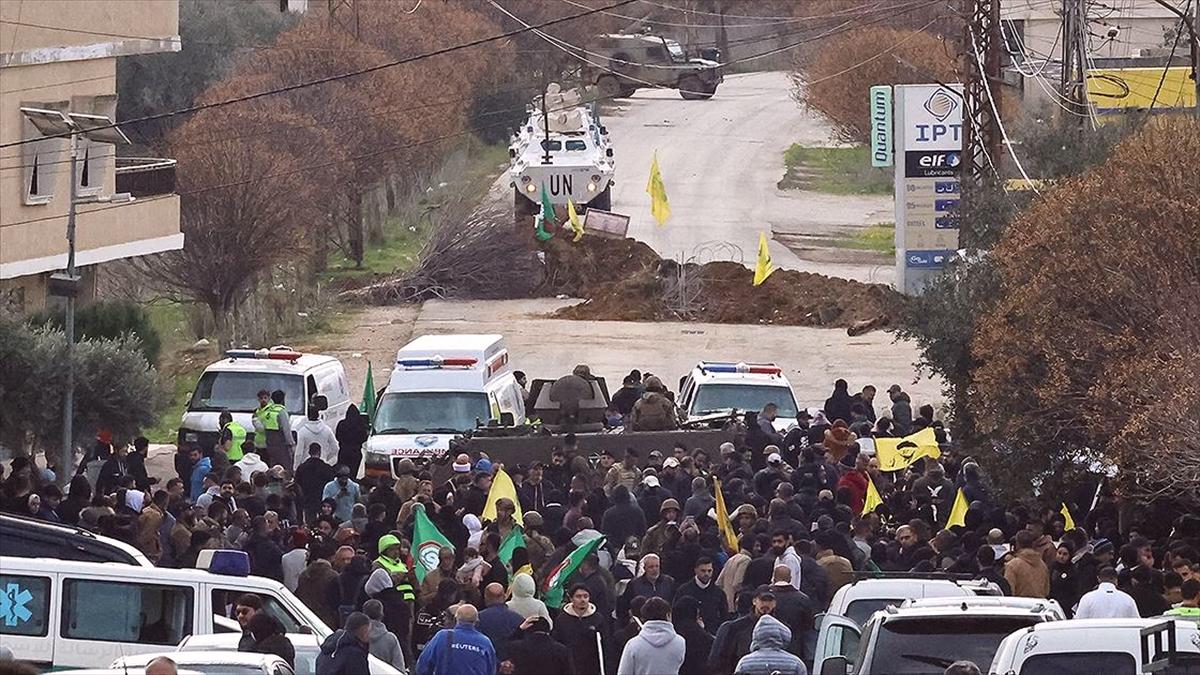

{"left": 753, "top": 231, "right": 775, "bottom": 286}
{"left": 646, "top": 151, "right": 671, "bottom": 226}
{"left": 482, "top": 468, "right": 524, "bottom": 528}
{"left": 410, "top": 502, "right": 453, "bottom": 584}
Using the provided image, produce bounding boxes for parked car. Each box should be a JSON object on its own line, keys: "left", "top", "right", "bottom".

{"left": 113, "top": 651, "right": 293, "bottom": 675}
{"left": 0, "top": 512, "right": 151, "bottom": 566}
{"left": 988, "top": 618, "right": 1200, "bottom": 674}
{"left": 179, "top": 632, "right": 406, "bottom": 674}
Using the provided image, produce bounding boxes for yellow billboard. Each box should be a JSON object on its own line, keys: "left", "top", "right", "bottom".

{"left": 1087, "top": 67, "right": 1196, "bottom": 112}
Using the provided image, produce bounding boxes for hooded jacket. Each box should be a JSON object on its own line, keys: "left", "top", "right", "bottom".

{"left": 553, "top": 602, "right": 611, "bottom": 675}
{"left": 507, "top": 573, "right": 553, "bottom": 627}
{"left": 295, "top": 417, "right": 339, "bottom": 467}
{"left": 367, "top": 619, "right": 406, "bottom": 671}
{"left": 617, "top": 619, "right": 685, "bottom": 675}
{"left": 316, "top": 629, "right": 371, "bottom": 675}
{"left": 1004, "top": 548, "right": 1051, "bottom": 598}
{"left": 732, "top": 615, "right": 807, "bottom": 675}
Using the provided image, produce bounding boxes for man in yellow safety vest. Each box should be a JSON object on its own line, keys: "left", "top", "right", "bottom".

{"left": 218, "top": 410, "right": 249, "bottom": 462}
{"left": 364, "top": 534, "right": 416, "bottom": 662}
{"left": 253, "top": 389, "right": 294, "bottom": 471}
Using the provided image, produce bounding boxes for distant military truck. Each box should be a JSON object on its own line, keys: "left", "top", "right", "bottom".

{"left": 583, "top": 32, "right": 722, "bottom": 100}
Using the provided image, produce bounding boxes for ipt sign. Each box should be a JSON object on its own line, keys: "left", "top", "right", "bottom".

{"left": 905, "top": 85, "right": 963, "bottom": 151}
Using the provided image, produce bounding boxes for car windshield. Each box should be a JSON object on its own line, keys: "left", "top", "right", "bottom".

{"left": 565, "top": 140, "right": 588, "bottom": 151}
{"left": 373, "top": 392, "right": 490, "bottom": 433}
{"left": 691, "top": 384, "right": 798, "bottom": 417}
{"left": 540, "top": 139, "right": 562, "bottom": 151}
{"left": 862, "top": 616, "right": 1042, "bottom": 674}
{"left": 845, "top": 599, "right": 903, "bottom": 626}
{"left": 1018, "top": 652, "right": 1138, "bottom": 675}
{"left": 664, "top": 39, "right": 687, "bottom": 61}
{"left": 188, "top": 372, "right": 304, "bottom": 414}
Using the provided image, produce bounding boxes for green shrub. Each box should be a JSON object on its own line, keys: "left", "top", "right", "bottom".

{"left": 29, "top": 300, "right": 162, "bottom": 365}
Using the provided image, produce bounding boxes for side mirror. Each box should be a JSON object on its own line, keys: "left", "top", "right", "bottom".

{"left": 310, "top": 395, "right": 329, "bottom": 412}
{"left": 499, "top": 412, "right": 515, "bottom": 426}
{"left": 821, "top": 656, "right": 849, "bottom": 675}
{"left": 605, "top": 148, "right": 614, "bottom": 157}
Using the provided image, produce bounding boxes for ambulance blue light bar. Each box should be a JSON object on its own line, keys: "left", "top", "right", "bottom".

{"left": 226, "top": 349, "right": 302, "bottom": 362}
{"left": 396, "top": 356, "right": 478, "bottom": 368}
{"left": 699, "top": 361, "right": 781, "bottom": 375}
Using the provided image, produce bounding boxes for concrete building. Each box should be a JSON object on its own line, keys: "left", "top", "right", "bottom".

{"left": 1000, "top": 0, "right": 1185, "bottom": 112}
{"left": 0, "top": 0, "right": 182, "bottom": 314}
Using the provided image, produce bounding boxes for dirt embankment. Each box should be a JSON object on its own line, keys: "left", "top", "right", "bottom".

{"left": 537, "top": 235, "right": 904, "bottom": 333}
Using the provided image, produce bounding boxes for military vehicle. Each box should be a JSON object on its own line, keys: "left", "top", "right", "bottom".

{"left": 508, "top": 84, "right": 615, "bottom": 221}
{"left": 583, "top": 32, "right": 723, "bottom": 100}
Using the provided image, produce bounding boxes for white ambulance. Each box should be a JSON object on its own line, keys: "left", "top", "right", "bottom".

{"left": 362, "top": 334, "right": 525, "bottom": 478}
{"left": 677, "top": 361, "right": 801, "bottom": 432}
{"left": 177, "top": 347, "right": 350, "bottom": 453}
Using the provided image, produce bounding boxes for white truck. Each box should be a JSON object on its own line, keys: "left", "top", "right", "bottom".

{"left": 177, "top": 348, "right": 350, "bottom": 453}
{"left": 361, "top": 334, "right": 526, "bottom": 479}
{"left": 509, "top": 84, "right": 615, "bottom": 221}
{"left": 677, "top": 361, "right": 802, "bottom": 432}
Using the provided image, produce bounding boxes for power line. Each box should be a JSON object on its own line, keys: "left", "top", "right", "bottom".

{"left": 0, "top": 0, "right": 641, "bottom": 150}
{"left": 970, "top": 29, "right": 1041, "bottom": 193}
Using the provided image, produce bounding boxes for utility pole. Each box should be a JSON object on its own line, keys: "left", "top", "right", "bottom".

{"left": 962, "top": 0, "right": 1004, "bottom": 186}
{"left": 62, "top": 134, "right": 79, "bottom": 486}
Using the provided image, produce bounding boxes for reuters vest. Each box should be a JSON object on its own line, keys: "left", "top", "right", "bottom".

{"left": 223, "top": 421, "right": 247, "bottom": 461}
{"left": 256, "top": 403, "right": 285, "bottom": 431}
{"left": 374, "top": 555, "right": 416, "bottom": 602}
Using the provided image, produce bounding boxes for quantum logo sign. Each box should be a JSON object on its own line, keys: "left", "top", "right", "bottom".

{"left": 869, "top": 85, "right": 893, "bottom": 168}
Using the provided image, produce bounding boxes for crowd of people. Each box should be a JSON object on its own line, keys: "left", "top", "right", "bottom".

{"left": 2, "top": 374, "right": 1199, "bottom": 675}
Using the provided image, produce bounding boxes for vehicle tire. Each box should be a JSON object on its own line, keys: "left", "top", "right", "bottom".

{"left": 618, "top": 84, "right": 639, "bottom": 98}
{"left": 586, "top": 185, "right": 612, "bottom": 212}
{"left": 679, "top": 75, "right": 704, "bottom": 100}
{"left": 513, "top": 187, "right": 538, "bottom": 223}
{"left": 697, "top": 82, "right": 717, "bottom": 100}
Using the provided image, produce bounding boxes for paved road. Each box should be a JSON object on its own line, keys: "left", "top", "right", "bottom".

{"left": 603, "top": 71, "right": 894, "bottom": 285}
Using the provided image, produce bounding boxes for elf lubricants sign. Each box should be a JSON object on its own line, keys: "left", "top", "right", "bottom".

{"left": 893, "top": 83, "right": 963, "bottom": 295}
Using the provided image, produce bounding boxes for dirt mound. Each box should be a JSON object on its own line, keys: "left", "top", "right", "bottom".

{"left": 547, "top": 238, "right": 903, "bottom": 332}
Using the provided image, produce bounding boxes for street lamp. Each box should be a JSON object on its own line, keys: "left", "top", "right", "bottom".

{"left": 20, "top": 107, "right": 131, "bottom": 485}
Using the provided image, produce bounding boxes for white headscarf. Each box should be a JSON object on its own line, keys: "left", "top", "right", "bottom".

{"left": 124, "top": 489, "right": 145, "bottom": 513}
{"left": 463, "top": 514, "right": 483, "bottom": 549}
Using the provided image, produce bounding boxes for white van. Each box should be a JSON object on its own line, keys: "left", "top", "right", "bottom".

{"left": 177, "top": 347, "right": 351, "bottom": 453}
{"left": 0, "top": 556, "right": 331, "bottom": 669}
{"left": 988, "top": 618, "right": 1200, "bottom": 674}
{"left": 677, "top": 361, "right": 801, "bottom": 431}
{"left": 362, "top": 334, "right": 525, "bottom": 478}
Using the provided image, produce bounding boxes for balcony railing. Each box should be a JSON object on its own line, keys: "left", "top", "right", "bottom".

{"left": 115, "top": 157, "right": 177, "bottom": 198}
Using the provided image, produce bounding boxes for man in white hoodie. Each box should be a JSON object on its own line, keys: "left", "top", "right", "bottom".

{"left": 617, "top": 596, "right": 685, "bottom": 675}
{"left": 294, "top": 407, "right": 338, "bottom": 468}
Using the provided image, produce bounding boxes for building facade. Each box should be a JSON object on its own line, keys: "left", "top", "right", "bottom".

{"left": 0, "top": 0, "right": 182, "bottom": 314}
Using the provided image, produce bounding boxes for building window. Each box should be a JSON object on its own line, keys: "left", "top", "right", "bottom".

{"left": 22, "top": 116, "right": 59, "bottom": 205}
{"left": 73, "top": 94, "right": 116, "bottom": 197}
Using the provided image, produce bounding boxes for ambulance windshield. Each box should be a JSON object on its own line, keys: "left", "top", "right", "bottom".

{"left": 374, "top": 391, "right": 490, "bottom": 434}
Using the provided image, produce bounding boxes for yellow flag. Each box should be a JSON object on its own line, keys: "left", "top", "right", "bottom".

{"left": 567, "top": 198, "right": 584, "bottom": 242}
{"left": 945, "top": 488, "right": 969, "bottom": 528}
{"left": 873, "top": 427, "right": 942, "bottom": 472}
{"left": 1060, "top": 502, "right": 1076, "bottom": 531}
{"left": 481, "top": 468, "right": 524, "bottom": 526}
{"left": 713, "top": 477, "right": 739, "bottom": 554}
{"left": 861, "top": 475, "right": 883, "bottom": 515}
{"left": 646, "top": 151, "right": 671, "bottom": 226}
{"left": 753, "top": 232, "right": 775, "bottom": 286}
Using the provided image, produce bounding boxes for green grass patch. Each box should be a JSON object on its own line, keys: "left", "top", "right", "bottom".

{"left": 839, "top": 222, "right": 896, "bottom": 255}
{"left": 779, "top": 144, "right": 893, "bottom": 195}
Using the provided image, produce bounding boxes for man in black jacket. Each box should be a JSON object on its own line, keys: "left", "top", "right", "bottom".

{"left": 708, "top": 588, "right": 776, "bottom": 675}
{"left": 316, "top": 612, "right": 372, "bottom": 675}
{"left": 507, "top": 616, "right": 574, "bottom": 675}
{"left": 674, "top": 556, "right": 727, "bottom": 631}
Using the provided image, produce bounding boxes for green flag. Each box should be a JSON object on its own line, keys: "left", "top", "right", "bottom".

{"left": 498, "top": 526, "right": 526, "bottom": 567}
{"left": 410, "top": 503, "right": 453, "bottom": 583}
{"left": 535, "top": 184, "right": 556, "bottom": 242}
{"left": 361, "top": 361, "right": 377, "bottom": 422}
{"left": 541, "top": 535, "right": 605, "bottom": 608}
